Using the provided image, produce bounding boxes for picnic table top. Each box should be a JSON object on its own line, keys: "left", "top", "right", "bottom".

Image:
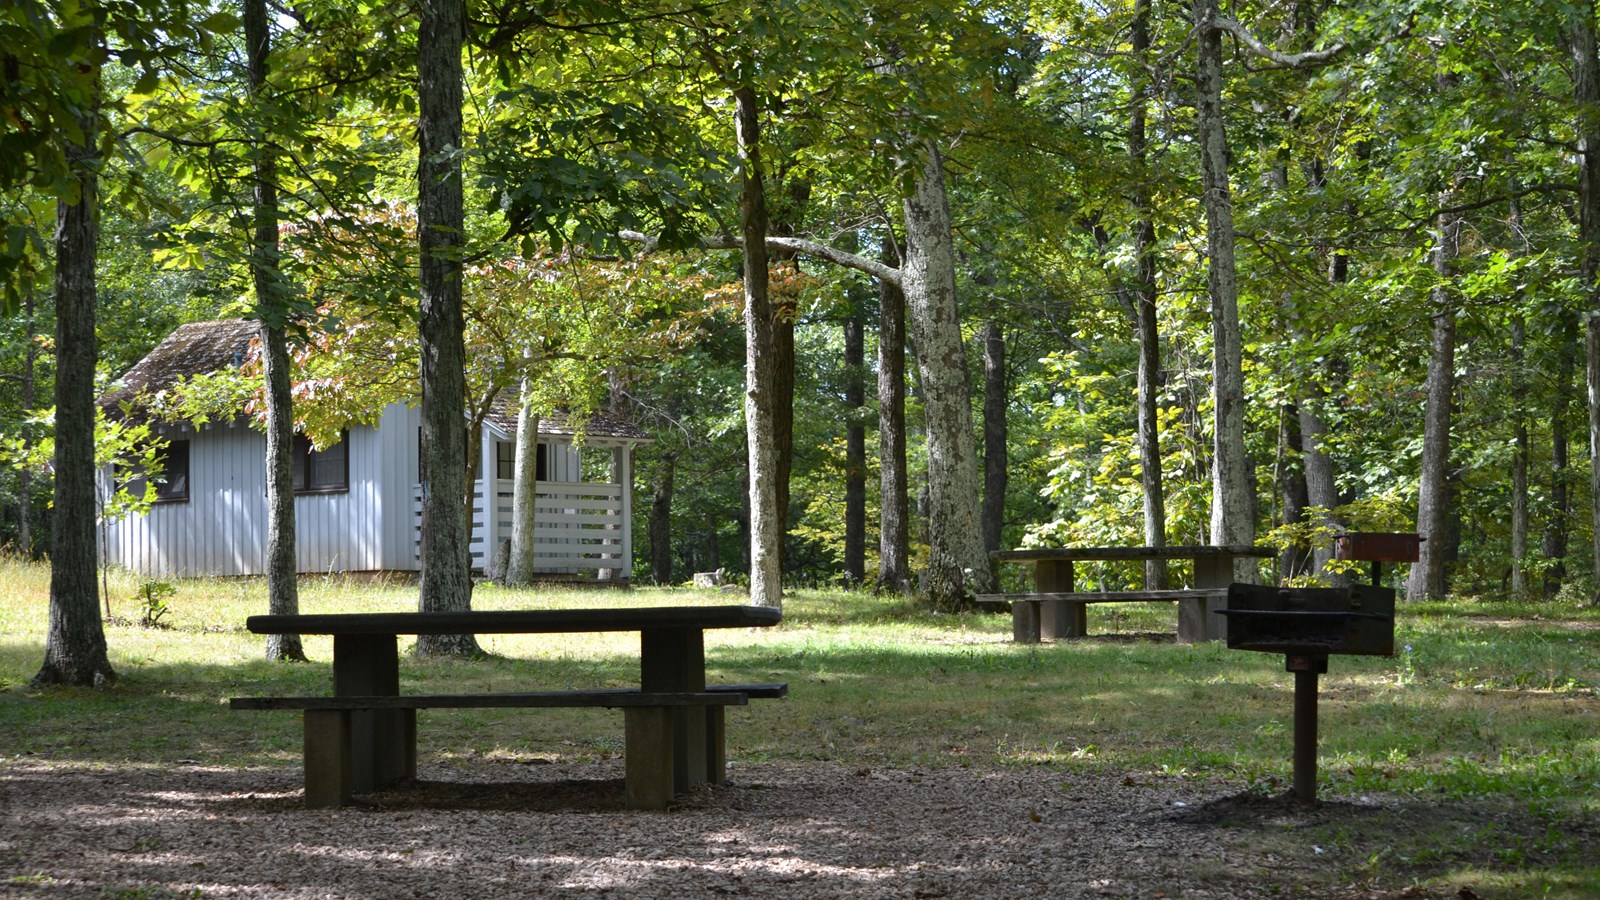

{"left": 246, "top": 605, "right": 782, "bottom": 636}
{"left": 991, "top": 545, "right": 1275, "bottom": 563}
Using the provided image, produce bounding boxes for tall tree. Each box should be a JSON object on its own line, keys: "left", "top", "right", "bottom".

{"left": 414, "top": 0, "right": 479, "bottom": 654}
{"left": 736, "top": 83, "right": 783, "bottom": 608}
{"left": 980, "top": 319, "right": 1007, "bottom": 556}
{"left": 245, "top": 0, "right": 305, "bottom": 663}
{"left": 876, "top": 242, "right": 912, "bottom": 593}
{"left": 1129, "top": 0, "right": 1167, "bottom": 588}
{"left": 1193, "top": 0, "right": 1253, "bottom": 557}
{"left": 1406, "top": 207, "right": 1460, "bottom": 601}
{"left": 505, "top": 381, "right": 540, "bottom": 585}
{"left": 649, "top": 450, "right": 677, "bottom": 584}
{"left": 899, "top": 143, "right": 996, "bottom": 603}
{"left": 843, "top": 312, "right": 866, "bottom": 585}
{"left": 34, "top": 24, "right": 113, "bottom": 687}
{"left": 1571, "top": 0, "right": 1600, "bottom": 601}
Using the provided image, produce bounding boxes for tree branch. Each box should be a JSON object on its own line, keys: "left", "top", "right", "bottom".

{"left": 1209, "top": 15, "right": 1345, "bottom": 67}
{"left": 619, "top": 231, "right": 903, "bottom": 287}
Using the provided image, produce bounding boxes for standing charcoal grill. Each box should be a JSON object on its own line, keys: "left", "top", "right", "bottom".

{"left": 1217, "top": 533, "right": 1418, "bottom": 805}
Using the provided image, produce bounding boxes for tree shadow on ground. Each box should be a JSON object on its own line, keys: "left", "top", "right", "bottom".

{"left": 355, "top": 776, "right": 634, "bottom": 812}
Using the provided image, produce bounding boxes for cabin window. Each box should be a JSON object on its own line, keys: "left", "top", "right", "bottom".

{"left": 124, "top": 439, "right": 190, "bottom": 503}
{"left": 293, "top": 432, "right": 348, "bottom": 494}
{"left": 495, "top": 440, "right": 548, "bottom": 481}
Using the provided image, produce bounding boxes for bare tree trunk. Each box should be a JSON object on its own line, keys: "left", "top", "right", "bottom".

{"left": 769, "top": 181, "right": 809, "bottom": 577}
{"left": 1277, "top": 405, "right": 1310, "bottom": 579}
{"left": 1545, "top": 315, "right": 1575, "bottom": 596}
{"left": 415, "top": 0, "right": 478, "bottom": 654}
{"left": 1511, "top": 317, "right": 1530, "bottom": 599}
{"left": 1406, "top": 210, "right": 1460, "bottom": 601}
{"left": 1195, "top": 0, "right": 1254, "bottom": 564}
{"left": 246, "top": 0, "right": 305, "bottom": 662}
{"left": 1130, "top": 0, "right": 1169, "bottom": 590}
{"left": 650, "top": 452, "right": 676, "bottom": 585}
{"left": 1300, "top": 401, "right": 1341, "bottom": 578}
{"left": 980, "top": 321, "right": 1007, "bottom": 560}
{"left": 844, "top": 315, "right": 866, "bottom": 586}
{"left": 877, "top": 243, "right": 912, "bottom": 593}
{"left": 35, "top": 68, "right": 114, "bottom": 688}
{"left": 505, "top": 385, "right": 539, "bottom": 585}
{"left": 736, "top": 84, "right": 782, "bottom": 608}
{"left": 899, "top": 143, "right": 995, "bottom": 606}
{"left": 1572, "top": 2, "right": 1600, "bottom": 601}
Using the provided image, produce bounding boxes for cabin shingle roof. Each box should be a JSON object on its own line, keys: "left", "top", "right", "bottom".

{"left": 484, "top": 395, "right": 652, "bottom": 442}
{"left": 104, "top": 319, "right": 652, "bottom": 442}
{"left": 101, "top": 319, "right": 259, "bottom": 415}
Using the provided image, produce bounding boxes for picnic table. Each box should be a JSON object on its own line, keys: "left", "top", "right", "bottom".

{"left": 232, "top": 605, "right": 784, "bottom": 810}
{"left": 978, "top": 545, "right": 1274, "bottom": 644}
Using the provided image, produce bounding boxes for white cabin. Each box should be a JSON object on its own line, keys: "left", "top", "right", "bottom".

{"left": 99, "top": 320, "right": 650, "bottom": 581}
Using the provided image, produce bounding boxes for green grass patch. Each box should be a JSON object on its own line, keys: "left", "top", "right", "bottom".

{"left": 2, "top": 560, "right": 1598, "bottom": 896}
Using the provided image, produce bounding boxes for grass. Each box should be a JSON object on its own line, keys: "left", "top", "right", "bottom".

{"left": 3, "top": 559, "right": 1599, "bottom": 896}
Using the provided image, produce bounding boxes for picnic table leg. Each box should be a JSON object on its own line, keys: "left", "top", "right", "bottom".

{"left": 641, "top": 627, "right": 709, "bottom": 793}
{"left": 1036, "top": 560, "right": 1081, "bottom": 639}
{"left": 1010, "top": 598, "right": 1041, "bottom": 643}
{"left": 1189, "top": 555, "right": 1233, "bottom": 642}
{"left": 302, "top": 709, "right": 352, "bottom": 808}
{"left": 623, "top": 707, "right": 676, "bottom": 810}
{"left": 332, "top": 634, "right": 412, "bottom": 793}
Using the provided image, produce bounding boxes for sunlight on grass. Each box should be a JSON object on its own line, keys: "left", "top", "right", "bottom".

{"left": 3, "top": 560, "right": 1598, "bottom": 829}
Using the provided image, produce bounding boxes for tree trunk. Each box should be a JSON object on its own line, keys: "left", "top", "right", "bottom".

{"left": 1511, "top": 316, "right": 1530, "bottom": 599}
{"left": 650, "top": 452, "right": 676, "bottom": 585}
{"left": 1406, "top": 210, "right": 1460, "bottom": 601}
{"left": 1277, "top": 405, "right": 1310, "bottom": 579}
{"left": 772, "top": 301, "right": 794, "bottom": 576}
{"left": 877, "top": 240, "right": 913, "bottom": 593}
{"left": 899, "top": 143, "right": 995, "bottom": 606}
{"left": 844, "top": 314, "right": 866, "bottom": 586}
{"left": 980, "top": 321, "right": 1007, "bottom": 560}
{"left": 769, "top": 181, "right": 809, "bottom": 577}
{"left": 1194, "top": 0, "right": 1255, "bottom": 562}
{"left": 35, "top": 72, "right": 114, "bottom": 688}
{"left": 736, "top": 84, "right": 782, "bottom": 608}
{"left": 246, "top": 0, "right": 305, "bottom": 663}
{"left": 506, "top": 385, "right": 539, "bottom": 585}
{"left": 1131, "top": 0, "right": 1169, "bottom": 589}
{"left": 414, "top": 0, "right": 478, "bottom": 655}
{"left": 1300, "top": 401, "right": 1341, "bottom": 579}
{"left": 1572, "top": 2, "right": 1600, "bottom": 601}
{"left": 1544, "top": 313, "right": 1575, "bottom": 596}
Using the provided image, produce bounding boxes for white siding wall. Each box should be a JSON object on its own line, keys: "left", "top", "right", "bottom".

{"left": 378, "top": 404, "right": 423, "bottom": 570}
{"left": 103, "top": 404, "right": 417, "bottom": 577}
{"left": 102, "top": 421, "right": 266, "bottom": 577}
{"left": 102, "top": 405, "right": 634, "bottom": 580}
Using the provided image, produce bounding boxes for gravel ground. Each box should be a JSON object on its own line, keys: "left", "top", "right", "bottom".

{"left": 0, "top": 759, "right": 1508, "bottom": 899}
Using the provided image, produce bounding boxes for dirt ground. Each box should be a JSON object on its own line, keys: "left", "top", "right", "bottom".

{"left": 0, "top": 758, "right": 1583, "bottom": 899}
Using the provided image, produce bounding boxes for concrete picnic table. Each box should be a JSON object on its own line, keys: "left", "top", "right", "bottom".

{"left": 234, "top": 605, "right": 783, "bottom": 809}
{"left": 981, "top": 545, "right": 1275, "bottom": 643}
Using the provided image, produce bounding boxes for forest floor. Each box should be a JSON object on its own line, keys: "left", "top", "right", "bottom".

{"left": 1, "top": 756, "right": 1587, "bottom": 899}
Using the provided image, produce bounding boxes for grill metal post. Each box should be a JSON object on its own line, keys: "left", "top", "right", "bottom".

{"left": 1287, "top": 653, "right": 1329, "bottom": 806}
{"left": 1293, "top": 669, "right": 1319, "bottom": 805}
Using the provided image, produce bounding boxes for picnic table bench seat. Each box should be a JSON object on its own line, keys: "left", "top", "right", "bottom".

{"left": 985, "top": 545, "right": 1273, "bottom": 643}
{"left": 976, "top": 589, "right": 1230, "bottom": 643}
{"left": 232, "top": 682, "right": 786, "bottom": 809}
